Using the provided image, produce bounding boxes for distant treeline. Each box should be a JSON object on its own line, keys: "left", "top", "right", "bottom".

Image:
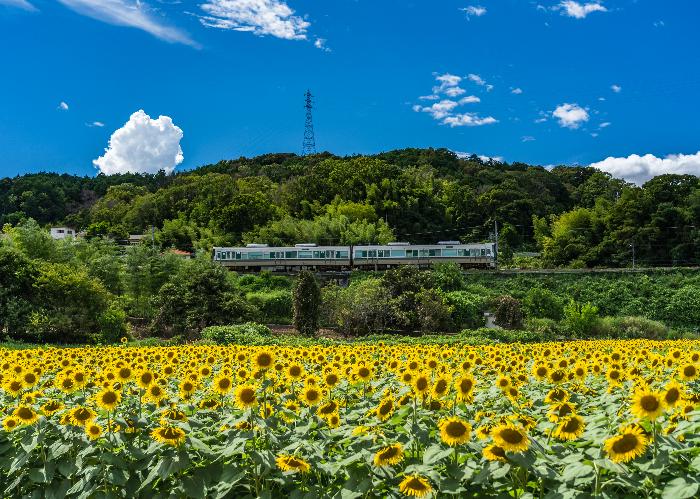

{"left": 2, "top": 148, "right": 699, "bottom": 267}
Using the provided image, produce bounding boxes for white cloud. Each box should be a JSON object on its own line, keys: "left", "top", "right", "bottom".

{"left": 557, "top": 1, "right": 607, "bottom": 19}
{"left": 57, "top": 0, "right": 197, "bottom": 46}
{"left": 599, "top": 122, "right": 611, "bottom": 128}
{"left": 314, "top": 37, "right": 330, "bottom": 52}
{"left": 443, "top": 113, "right": 497, "bottom": 127}
{"left": 461, "top": 5, "right": 486, "bottom": 18}
{"left": 590, "top": 151, "right": 700, "bottom": 185}
{"left": 511, "top": 87, "right": 523, "bottom": 95}
{"left": 87, "top": 121, "right": 105, "bottom": 127}
{"left": 611, "top": 84, "right": 622, "bottom": 93}
{"left": 521, "top": 135, "right": 536, "bottom": 142}
{"left": 414, "top": 99, "right": 459, "bottom": 120}
{"left": 58, "top": 101, "right": 69, "bottom": 111}
{"left": 467, "top": 73, "right": 486, "bottom": 86}
{"left": 93, "top": 110, "right": 184, "bottom": 175}
{"left": 199, "top": 0, "right": 310, "bottom": 40}
{"left": 454, "top": 151, "right": 503, "bottom": 162}
{"left": 419, "top": 95, "right": 440, "bottom": 101}
{"left": 552, "top": 103, "right": 589, "bottom": 129}
{"left": 432, "top": 73, "right": 462, "bottom": 94}
{"left": 0, "top": 0, "right": 37, "bottom": 11}
{"left": 459, "top": 95, "right": 480, "bottom": 104}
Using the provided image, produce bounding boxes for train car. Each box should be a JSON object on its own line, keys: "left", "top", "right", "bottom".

{"left": 352, "top": 241, "right": 495, "bottom": 269}
{"left": 213, "top": 241, "right": 496, "bottom": 272}
{"left": 213, "top": 243, "right": 351, "bottom": 271}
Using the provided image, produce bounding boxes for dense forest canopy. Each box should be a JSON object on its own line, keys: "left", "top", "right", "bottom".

{"left": 2, "top": 148, "right": 699, "bottom": 267}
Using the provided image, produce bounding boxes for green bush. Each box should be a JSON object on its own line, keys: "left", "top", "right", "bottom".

{"left": 201, "top": 323, "right": 273, "bottom": 345}
{"left": 562, "top": 300, "right": 600, "bottom": 337}
{"left": 293, "top": 271, "right": 321, "bottom": 336}
{"left": 493, "top": 295, "right": 523, "bottom": 330}
{"left": 522, "top": 287, "right": 564, "bottom": 320}
{"left": 524, "top": 317, "right": 563, "bottom": 339}
{"left": 445, "top": 291, "right": 486, "bottom": 329}
{"left": 247, "top": 290, "right": 292, "bottom": 323}
{"left": 602, "top": 316, "right": 668, "bottom": 339}
{"left": 665, "top": 285, "right": 700, "bottom": 329}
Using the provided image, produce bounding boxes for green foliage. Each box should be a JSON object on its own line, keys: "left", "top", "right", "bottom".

{"left": 665, "top": 285, "right": 700, "bottom": 329}
{"left": 246, "top": 290, "right": 292, "bottom": 323}
{"left": 444, "top": 291, "right": 486, "bottom": 329}
{"left": 201, "top": 322, "right": 273, "bottom": 344}
{"left": 562, "top": 300, "right": 600, "bottom": 337}
{"left": 321, "top": 279, "right": 392, "bottom": 336}
{"left": 493, "top": 295, "right": 524, "bottom": 330}
{"left": 292, "top": 271, "right": 321, "bottom": 336}
{"left": 430, "top": 262, "right": 466, "bottom": 291}
{"left": 601, "top": 316, "right": 668, "bottom": 339}
{"left": 522, "top": 287, "right": 564, "bottom": 320}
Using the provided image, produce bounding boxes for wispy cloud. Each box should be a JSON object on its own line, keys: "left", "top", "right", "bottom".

{"left": 199, "top": 0, "right": 310, "bottom": 41}
{"left": 0, "top": 0, "right": 37, "bottom": 12}
{"left": 314, "top": 37, "right": 330, "bottom": 52}
{"left": 57, "top": 0, "right": 197, "bottom": 47}
{"left": 58, "top": 101, "right": 69, "bottom": 111}
{"left": 511, "top": 87, "right": 523, "bottom": 95}
{"left": 460, "top": 5, "right": 486, "bottom": 19}
{"left": 556, "top": 1, "right": 607, "bottom": 19}
{"left": 87, "top": 121, "right": 105, "bottom": 127}
{"left": 611, "top": 84, "right": 622, "bottom": 93}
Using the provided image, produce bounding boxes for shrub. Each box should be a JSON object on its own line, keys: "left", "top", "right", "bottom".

{"left": 493, "top": 295, "right": 523, "bottom": 330}
{"left": 445, "top": 291, "right": 486, "bottom": 329}
{"left": 293, "top": 271, "right": 321, "bottom": 336}
{"left": 247, "top": 290, "right": 292, "bottom": 323}
{"left": 524, "top": 317, "right": 563, "bottom": 339}
{"left": 562, "top": 300, "right": 600, "bottom": 337}
{"left": 322, "top": 279, "right": 393, "bottom": 336}
{"left": 603, "top": 316, "right": 668, "bottom": 339}
{"left": 522, "top": 287, "right": 564, "bottom": 320}
{"left": 665, "top": 285, "right": 700, "bottom": 329}
{"left": 416, "top": 289, "right": 454, "bottom": 333}
{"left": 430, "top": 263, "right": 466, "bottom": 292}
{"left": 201, "top": 323, "right": 273, "bottom": 345}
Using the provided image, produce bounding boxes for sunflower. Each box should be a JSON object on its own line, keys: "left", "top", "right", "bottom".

{"left": 373, "top": 443, "right": 404, "bottom": 466}
{"left": 547, "top": 401, "right": 577, "bottom": 422}
{"left": 41, "top": 400, "right": 64, "bottom": 416}
{"left": 432, "top": 375, "right": 451, "bottom": 399}
{"left": 95, "top": 388, "right": 121, "bottom": 411}
{"left": 286, "top": 363, "right": 304, "bottom": 380}
{"left": 234, "top": 384, "right": 258, "bottom": 409}
{"left": 69, "top": 407, "right": 96, "bottom": 427}
{"left": 438, "top": 416, "right": 472, "bottom": 446}
{"left": 179, "top": 379, "right": 197, "bottom": 398}
{"left": 495, "top": 375, "right": 511, "bottom": 390}
{"left": 2, "top": 416, "right": 21, "bottom": 432}
{"left": 160, "top": 406, "right": 188, "bottom": 423}
{"left": 631, "top": 389, "right": 666, "bottom": 421}
{"left": 115, "top": 366, "right": 133, "bottom": 383}
{"left": 663, "top": 380, "right": 683, "bottom": 407}
{"left": 454, "top": 374, "right": 475, "bottom": 402}
{"left": 254, "top": 350, "right": 274, "bottom": 370}
{"left": 276, "top": 454, "right": 311, "bottom": 474}
{"left": 144, "top": 384, "right": 167, "bottom": 404}
{"left": 301, "top": 386, "right": 322, "bottom": 406}
{"left": 355, "top": 366, "right": 372, "bottom": 382}
{"left": 151, "top": 426, "right": 186, "bottom": 446}
{"left": 3, "top": 378, "right": 24, "bottom": 397}
{"left": 604, "top": 425, "right": 649, "bottom": 463}
{"left": 318, "top": 400, "right": 339, "bottom": 417}
{"left": 553, "top": 415, "right": 585, "bottom": 441}
{"left": 491, "top": 423, "right": 530, "bottom": 453}
{"left": 85, "top": 423, "right": 103, "bottom": 440}
{"left": 324, "top": 371, "right": 340, "bottom": 387}
{"left": 327, "top": 413, "right": 341, "bottom": 428}
{"left": 544, "top": 387, "right": 569, "bottom": 404}
{"left": 213, "top": 374, "right": 233, "bottom": 395}
{"left": 13, "top": 405, "right": 39, "bottom": 425}
{"left": 398, "top": 474, "right": 433, "bottom": 498}
{"left": 483, "top": 443, "right": 507, "bottom": 462}
{"left": 679, "top": 363, "right": 698, "bottom": 381}
{"left": 375, "top": 396, "right": 395, "bottom": 422}
{"left": 21, "top": 371, "right": 38, "bottom": 388}
{"left": 412, "top": 374, "right": 430, "bottom": 396}
{"left": 136, "top": 370, "right": 155, "bottom": 389}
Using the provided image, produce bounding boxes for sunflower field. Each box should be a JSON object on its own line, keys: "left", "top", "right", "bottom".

{"left": 1, "top": 339, "right": 700, "bottom": 498}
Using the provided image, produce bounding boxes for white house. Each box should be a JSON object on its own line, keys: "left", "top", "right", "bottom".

{"left": 50, "top": 227, "right": 76, "bottom": 240}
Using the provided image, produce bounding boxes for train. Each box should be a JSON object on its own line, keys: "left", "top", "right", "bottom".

{"left": 212, "top": 241, "right": 496, "bottom": 271}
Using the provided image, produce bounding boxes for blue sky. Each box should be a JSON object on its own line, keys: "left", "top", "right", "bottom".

{"left": 1, "top": 0, "right": 699, "bottom": 184}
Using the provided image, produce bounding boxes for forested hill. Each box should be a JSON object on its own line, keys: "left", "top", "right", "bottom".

{"left": 1, "top": 148, "right": 699, "bottom": 268}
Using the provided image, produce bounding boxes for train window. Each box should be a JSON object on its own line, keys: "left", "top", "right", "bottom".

{"left": 249, "top": 252, "right": 263, "bottom": 260}
{"left": 338, "top": 251, "right": 349, "bottom": 258}
{"left": 235, "top": 252, "right": 241, "bottom": 260}
{"left": 299, "top": 251, "right": 312, "bottom": 259}
{"left": 480, "top": 249, "right": 486, "bottom": 256}
{"left": 486, "top": 249, "right": 491, "bottom": 255}
{"left": 419, "top": 249, "right": 429, "bottom": 257}
{"left": 406, "top": 250, "right": 418, "bottom": 257}
{"left": 391, "top": 250, "right": 405, "bottom": 258}
{"left": 428, "top": 249, "right": 441, "bottom": 257}
{"left": 443, "top": 249, "right": 457, "bottom": 257}
{"left": 285, "top": 251, "right": 297, "bottom": 259}
{"left": 377, "top": 250, "right": 390, "bottom": 258}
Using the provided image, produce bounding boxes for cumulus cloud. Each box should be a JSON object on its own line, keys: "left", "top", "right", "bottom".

{"left": 467, "top": 73, "right": 486, "bottom": 86}
{"left": 199, "top": 0, "right": 310, "bottom": 40}
{"left": 58, "top": 101, "right": 69, "bottom": 111}
{"left": 93, "top": 110, "right": 184, "bottom": 175}
{"left": 557, "top": 1, "right": 607, "bottom": 18}
{"left": 454, "top": 151, "right": 504, "bottom": 163}
{"left": 443, "top": 113, "right": 498, "bottom": 127}
{"left": 56, "top": 0, "right": 197, "bottom": 46}
{"left": 590, "top": 152, "right": 700, "bottom": 186}
{"left": 461, "top": 5, "right": 486, "bottom": 18}
{"left": 611, "top": 84, "right": 622, "bottom": 93}
{"left": 511, "top": 87, "right": 523, "bottom": 95}
{"left": 314, "top": 38, "right": 330, "bottom": 52}
{"left": 414, "top": 73, "right": 496, "bottom": 127}
{"left": 552, "top": 103, "right": 589, "bottom": 129}
{"left": 0, "top": 0, "right": 37, "bottom": 11}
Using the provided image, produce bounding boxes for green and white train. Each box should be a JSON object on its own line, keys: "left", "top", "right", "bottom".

{"left": 213, "top": 241, "right": 496, "bottom": 271}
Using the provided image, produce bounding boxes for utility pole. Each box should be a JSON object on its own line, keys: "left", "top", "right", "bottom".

{"left": 302, "top": 90, "right": 316, "bottom": 156}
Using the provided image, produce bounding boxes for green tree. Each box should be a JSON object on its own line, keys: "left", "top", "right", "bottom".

{"left": 292, "top": 271, "right": 321, "bottom": 336}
